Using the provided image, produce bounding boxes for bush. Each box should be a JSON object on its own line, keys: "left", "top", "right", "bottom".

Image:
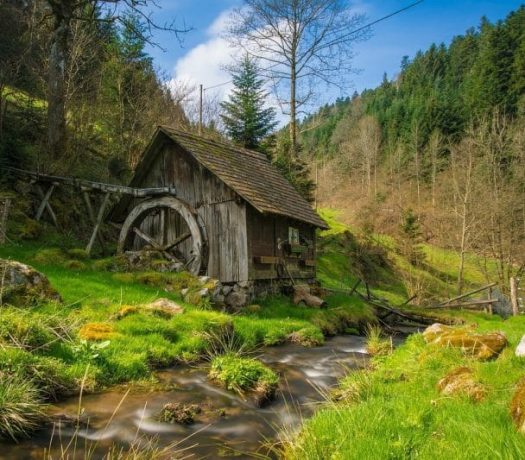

{"left": 0, "top": 375, "right": 46, "bottom": 441}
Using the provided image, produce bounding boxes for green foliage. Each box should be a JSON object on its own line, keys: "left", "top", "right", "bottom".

{"left": 221, "top": 55, "right": 277, "bottom": 150}
{"left": 0, "top": 376, "right": 45, "bottom": 441}
{"left": 71, "top": 339, "right": 110, "bottom": 361}
{"left": 209, "top": 354, "right": 278, "bottom": 394}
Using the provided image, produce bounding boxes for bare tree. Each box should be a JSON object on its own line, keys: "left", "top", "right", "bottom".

{"left": 356, "top": 115, "right": 381, "bottom": 196}
{"left": 44, "top": 0, "right": 188, "bottom": 159}
{"left": 227, "top": 0, "right": 367, "bottom": 156}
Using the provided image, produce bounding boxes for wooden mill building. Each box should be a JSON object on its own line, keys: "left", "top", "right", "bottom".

{"left": 112, "top": 127, "right": 327, "bottom": 284}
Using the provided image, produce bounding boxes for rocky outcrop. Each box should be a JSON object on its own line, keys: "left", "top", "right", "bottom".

{"left": 422, "top": 323, "right": 507, "bottom": 360}
{"left": 0, "top": 259, "right": 61, "bottom": 306}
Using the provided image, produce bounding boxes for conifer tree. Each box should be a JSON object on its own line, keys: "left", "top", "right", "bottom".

{"left": 221, "top": 55, "right": 277, "bottom": 150}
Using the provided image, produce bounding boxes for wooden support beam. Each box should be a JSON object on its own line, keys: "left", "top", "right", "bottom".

{"left": 83, "top": 191, "right": 106, "bottom": 252}
{"left": 86, "top": 193, "right": 110, "bottom": 256}
{"left": 254, "top": 255, "right": 280, "bottom": 265}
{"left": 35, "top": 184, "right": 58, "bottom": 226}
{"left": 132, "top": 226, "right": 181, "bottom": 263}
{"left": 164, "top": 232, "right": 191, "bottom": 251}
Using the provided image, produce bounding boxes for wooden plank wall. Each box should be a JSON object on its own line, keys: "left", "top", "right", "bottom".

{"left": 246, "top": 205, "right": 316, "bottom": 281}
{"left": 133, "top": 143, "right": 248, "bottom": 282}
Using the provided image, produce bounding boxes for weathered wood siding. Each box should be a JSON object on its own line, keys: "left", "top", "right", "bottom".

{"left": 131, "top": 142, "right": 248, "bottom": 282}
{"left": 246, "top": 205, "right": 316, "bottom": 280}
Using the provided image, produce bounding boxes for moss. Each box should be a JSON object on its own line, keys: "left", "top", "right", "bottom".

{"left": 17, "top": 218, "right": 42, "bottom": 241}
{"left": 288, "top": 327, "right": 325, "bottom": 347}
{"left": 63, "top": 259, "right": 87, "bottom": 271}
{"left": 113, "top": 305, "right": 140, "bottom": 320}
{"left": 33, "top": 248, "right": 67, "bottom": 265}
{"left": 437, "top": 367, "right": 486, "bottom": 402}
{"left": 511, "top": 377, "right": 525, "bottom": 433}
{"left": 79, "top": 322, "right": 116, "bottom": 341}
{"left": 67, "top": 248, "right": 89, "bottom": 260}
{"left": 92, "top": 255, "right": 129, "bottom": 272}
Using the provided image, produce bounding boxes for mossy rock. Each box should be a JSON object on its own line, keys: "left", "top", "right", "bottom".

{"left": 67, "top": 248, "right": 89, "bottom": 260}
{"left": 423, "top": 323, "right": 507, "bottom": 360}
{"left": 437, "top": 367, "right": 486, "bottom": 402}
{"left": 0, "top": 259, "right": 61, "bottom": 306}
{"left": 159, "top": 403, "right": 201, "bottom": 424}
{"left": 63, "top": 260, "right": 87, "bottom": 271}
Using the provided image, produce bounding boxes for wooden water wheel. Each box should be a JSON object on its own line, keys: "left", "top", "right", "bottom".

{"left": 117, "top": 196, "right": 207, "bottom": 275}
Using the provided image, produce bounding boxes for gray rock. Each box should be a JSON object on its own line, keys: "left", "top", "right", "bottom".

{"left": 198, "top": 276, "right": 211, "bottom": 285}
{"left": 238, "top": 280, "right": 251, "bottom": 289}
{"left": 222, "top": 285, "right": 233, "bottom": 296}
{"left": 225, "top": 290, "right": 248, "bottom": 309}
{"left": 146, "top": 298, "right": 184, "bottom": 316}
{"left": 199, "top": 288, "right": 210, "bottom": 297}
{"left": 516, "top": 335, "right": 525, "bottom": 357}
{"left": 0, "top": 259, "right": 61, "bottom": 306}
{"left": 181, "top": 288, "right": 189, "bottom": 297}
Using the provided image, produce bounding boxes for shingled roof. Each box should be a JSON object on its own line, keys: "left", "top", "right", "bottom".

{"left": 125, "top": 127, "right": 327, "bottom": 229}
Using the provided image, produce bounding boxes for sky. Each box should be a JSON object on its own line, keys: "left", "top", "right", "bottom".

{"left": 145, "top": 0, "right": 524, "bottom": 117}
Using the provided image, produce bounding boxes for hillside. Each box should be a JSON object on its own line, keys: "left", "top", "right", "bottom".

{"left": 298, "top": 7, "right": 525, "bottom": 297}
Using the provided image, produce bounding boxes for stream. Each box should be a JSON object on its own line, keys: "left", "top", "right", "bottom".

{"left": 2, "top": 335, "right": 369, "bottom": 459}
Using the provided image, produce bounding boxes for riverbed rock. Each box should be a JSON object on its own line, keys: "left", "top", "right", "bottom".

{"left": 437, "top": 367, "right": 486, "bottom": 402}
{"left": 146, "top": 298, "right": 184, "bottom": 317}
{"left": 0, "top": 259, "right": 61, "bottom": 306}
{"left": 516, "top": 336, "right": 525, "bottom": 357}
{"left": 422, "top": 323, "right": 507, "bottom": 360}
{"left": 159, "top": 403, "right": 201, "bottom": 425}
{"left": 511, "top": 377, "right": 525, "bottom": 433}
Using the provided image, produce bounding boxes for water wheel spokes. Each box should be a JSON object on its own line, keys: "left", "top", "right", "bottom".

{"left": 118, "top": 196, "right": 207, "bottom": 275}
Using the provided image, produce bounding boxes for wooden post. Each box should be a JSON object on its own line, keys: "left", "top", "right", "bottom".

{"left": 83, "top": 190, "right": 106, "bottom": 252}
{"left": 511, "top": 277, "right": 519, "bottom": 316}
{"left": 0, "top": 198, "right": 11, "bottom": 244}
{"left": 86, "top": 192, "right": 110, "bottom": 256}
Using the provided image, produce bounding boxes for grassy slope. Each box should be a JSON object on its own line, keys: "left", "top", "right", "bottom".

{"left": 0, "top": 240, "right": 373, "bottom": 393}
{"left": 284, "top": 210, "right": 525, "bottom": 459}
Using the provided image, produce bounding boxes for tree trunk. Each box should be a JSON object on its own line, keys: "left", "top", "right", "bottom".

{"left": 47, "top": 2, "right": 74, "bottom": 159}
{"left": 289, "top": 58, "right": 297, "bottom": 158}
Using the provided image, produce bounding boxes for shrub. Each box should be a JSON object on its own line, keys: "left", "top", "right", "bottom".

{"left": 0, "top": 375, "right": 46, "bottom": 440}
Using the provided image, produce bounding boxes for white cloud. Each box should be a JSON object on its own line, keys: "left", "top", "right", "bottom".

{"left": 172, "top": 10, "right": 238, "bottom": 98}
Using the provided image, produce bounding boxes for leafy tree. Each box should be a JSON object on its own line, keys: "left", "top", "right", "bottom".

{"left": 220, "top": 55, "right": 277, "bottom": 150}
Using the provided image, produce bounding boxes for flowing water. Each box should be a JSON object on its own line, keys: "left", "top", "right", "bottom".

{"left": 2, "top": 335, "right": 369, "bottom": 459}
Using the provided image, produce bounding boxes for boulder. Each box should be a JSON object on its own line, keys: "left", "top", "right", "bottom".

{"left": 0, "top": 259, "right": 61, "bottom": 306}
{"left": 225, "top": 290, "right": 248, "bottom": 309}
{"left": 437, "top": 367, "right": 486, "bottom": 402}
{"left": 146, "top": 298, "right": 184, "bottom": 317}
{"left": 422, "top": 323, "right": 507, "bottom": 360}
{"left": 516, "top": 335, "right": 525, "bottom": 357}
{"left": 222, "top": 285, "right": 233, "bottom": 296}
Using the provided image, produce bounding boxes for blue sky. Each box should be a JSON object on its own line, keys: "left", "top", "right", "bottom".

{"left": 145, "top": 0, "right": 523, "bottom": 113}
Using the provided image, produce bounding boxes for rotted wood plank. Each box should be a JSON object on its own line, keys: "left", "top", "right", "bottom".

{"left": 83, "top": 191, "right": 106, "bottom": 252}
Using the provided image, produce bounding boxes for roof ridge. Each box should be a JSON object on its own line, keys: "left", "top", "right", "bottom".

{"left": 159, "top": 126, "right": 269, "bottom": 162}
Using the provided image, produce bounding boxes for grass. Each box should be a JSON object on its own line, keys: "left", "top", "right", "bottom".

{"left": 0, "top": 239, "right": 373, "bottom": 440}
{"left": 283, "top": 312, "right": 525, "bottom": 459}
{"left": 209, "top": 353, "right": 279, "bottom": 398}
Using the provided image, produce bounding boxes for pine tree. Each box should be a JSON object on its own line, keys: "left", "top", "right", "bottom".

{"left": 220, "top": 55, "right": 277, "bottom": 150}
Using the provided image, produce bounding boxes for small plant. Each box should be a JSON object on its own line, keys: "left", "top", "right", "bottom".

{"left": 365, "top": 324, "right": 391, "bottom": 356}
{"left": 71, "top": 339, "right": 110, "bottom": 361}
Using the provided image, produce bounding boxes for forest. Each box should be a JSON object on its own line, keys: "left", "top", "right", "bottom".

{"left": 299, "top": 6, "right": 525, "bottom": 295}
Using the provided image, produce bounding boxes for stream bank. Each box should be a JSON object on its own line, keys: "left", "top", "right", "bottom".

{"left": 0, "top": 335, "right": 369, "bottom": 459}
